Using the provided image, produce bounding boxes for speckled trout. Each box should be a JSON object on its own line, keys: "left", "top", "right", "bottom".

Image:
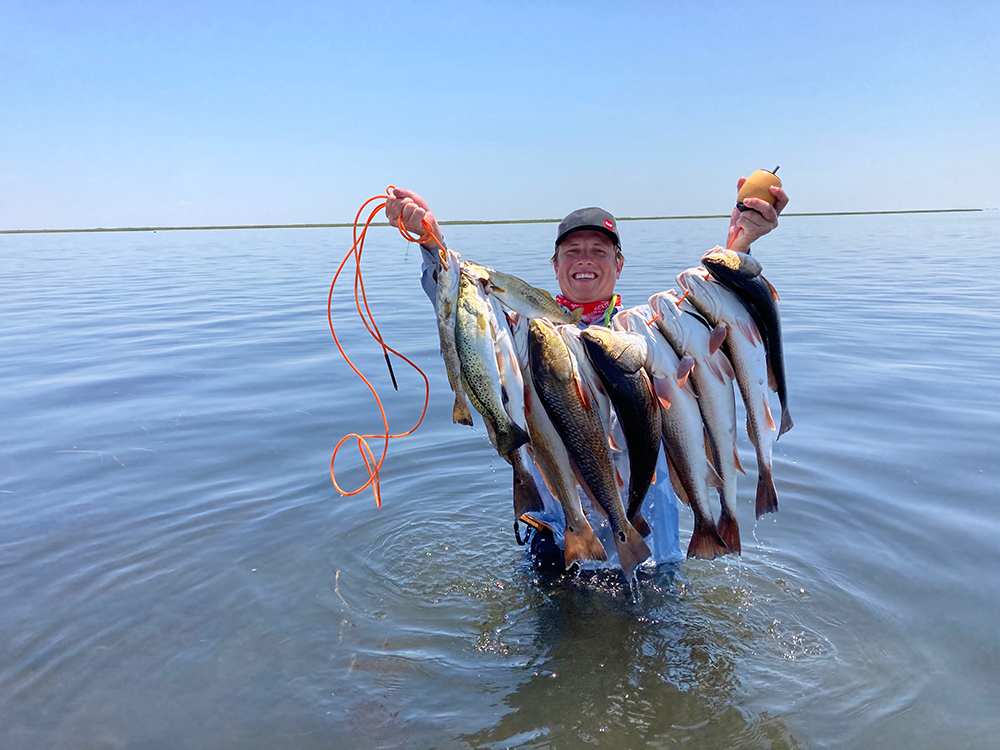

{"left": 461, "top": 261, "right": 581, "bottom": 325}
{"left": 435, "top": 248, "right": 474, "bottom": 426}
{"left": 455, "top": 273, "right": 530, "bottom": 456}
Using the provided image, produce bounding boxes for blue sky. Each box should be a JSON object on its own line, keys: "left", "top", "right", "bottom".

{"left": 2, "top": 1, "right": 997, "bottom": 229}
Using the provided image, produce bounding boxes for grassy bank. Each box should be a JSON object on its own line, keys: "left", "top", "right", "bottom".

{"left": 0, "top": 208, "right": 984, "bottom": 235}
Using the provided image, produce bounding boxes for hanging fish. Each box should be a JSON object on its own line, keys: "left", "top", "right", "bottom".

{"left": 648, "top": 291, "right": 743, "bottom": 553}
{"left": 579, "top": 327, "right": 661, "bottom": 535}
{"left": 701, "top": 247, "right": 792, "bottom": 438}
{"left": 677, "top": 268, "right": 778, "bottom": 518}
{"left": 528, "top": 318, "right": 649, "bottom": 578}
{"left": 455, "top": 273, "right": 530, "bottom": 456}
{"left": 615, "top": 309, "right": 731, "bottom": 560}
{"left": 435, "top": 247, "right": 474, "bottom": 426}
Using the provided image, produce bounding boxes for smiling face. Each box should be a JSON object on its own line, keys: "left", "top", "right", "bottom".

{"left": 552, "top": 230, "right": 624, "bottom": 304}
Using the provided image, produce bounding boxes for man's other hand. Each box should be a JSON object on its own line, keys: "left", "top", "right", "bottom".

{"left": 726, "top": 178, "right": 789, "bottom": 253}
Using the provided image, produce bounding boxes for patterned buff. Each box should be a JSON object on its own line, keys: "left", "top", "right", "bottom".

{"left": 555, "top": 294, "right": 621, "bottom": 327}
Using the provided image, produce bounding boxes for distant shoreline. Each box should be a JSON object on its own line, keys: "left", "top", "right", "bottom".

{"left": 0, "top": 208, "right": 986, "bottom": 235}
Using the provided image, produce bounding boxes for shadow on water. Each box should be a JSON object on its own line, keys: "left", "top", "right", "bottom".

{"left": 462, "top": 549, "right": 802, "bottom": 749}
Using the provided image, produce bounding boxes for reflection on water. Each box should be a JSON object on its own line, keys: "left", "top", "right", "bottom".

{"left": 1, "top": 213, "right": 998, "bottom": 748}
{"left": 465, "top": 564, "right": 802, "bottom": 750}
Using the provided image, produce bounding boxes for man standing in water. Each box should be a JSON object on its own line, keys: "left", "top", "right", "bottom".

{"left": 385, "top": 182, "right": 788, "bottom": 564}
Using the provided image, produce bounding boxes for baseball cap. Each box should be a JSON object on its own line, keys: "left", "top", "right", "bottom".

{"left": 555, "top": 207, "right": 620, "bottom": 249}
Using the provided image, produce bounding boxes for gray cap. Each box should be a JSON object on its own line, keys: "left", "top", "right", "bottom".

{"left": 555, "top": 207, "right": 620, "bottom": 249}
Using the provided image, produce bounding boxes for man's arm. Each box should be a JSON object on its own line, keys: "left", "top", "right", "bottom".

{"left": 385, "top": 187, "right": 447, "bottom": 251}
{"left": 385, "top": 187, "right": 448, "bottom": 306}
{"left": 725, "top": 178, "right": 789, "bottom": 253}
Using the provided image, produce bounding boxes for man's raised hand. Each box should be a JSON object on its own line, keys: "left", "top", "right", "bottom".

{"left": 385, "top": 188, "right": 445, "bottom": 248}
{"left": 726, "top": 177, "right": 789, "bottom": 253}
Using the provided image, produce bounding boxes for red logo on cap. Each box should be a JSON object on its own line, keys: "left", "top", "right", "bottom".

{"left": 604, "top": 219, "right": 614, "bottom": 231}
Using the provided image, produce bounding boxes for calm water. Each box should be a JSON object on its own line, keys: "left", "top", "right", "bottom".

{"left": 1, "top": 212, "right": 998, "bottom": 749}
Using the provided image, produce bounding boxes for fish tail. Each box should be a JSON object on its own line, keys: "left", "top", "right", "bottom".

{"left": 778, "top": 407, "right": 794, "bottom": 439}
{"left": 612, "top": 520, "right": 651, "bottom": 580}
{"left": 496, "top": 421, "right": 531, "bottom": 457}
{"left": 563, "top": 523, "right": 608, "bottom": 567}
{"left": 717, "top": 506, "right": 742, "bottom": 554}
{"left": 452, "top": 395, "right": 473, "bottom": 426}
{"left": 686, "top": 518, "right": 731, "bottom": 559}
{"left": 626, "top": 487, "right": 647, "bottom": 524}
{"left": 632, "top": 512, "right": 651, "bottom": 538}
{"left": 755, "top": 467, "right": 779, "bottom": 518}
{"left": 512, "top": 461, "right": 545, "bottom": 519}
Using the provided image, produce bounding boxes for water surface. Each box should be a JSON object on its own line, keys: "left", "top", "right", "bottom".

{"left": 1, "top": 212, "right": 998, "bottom": 748}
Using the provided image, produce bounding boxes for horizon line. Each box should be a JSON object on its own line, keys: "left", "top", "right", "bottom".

{"left": 0, "top": 208, "right": 986, "bottom": 235}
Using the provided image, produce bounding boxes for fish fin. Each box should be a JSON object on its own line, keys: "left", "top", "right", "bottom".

{"left": 706, "top": 460, "right": 724, "bottom": 490}
{"left": 651, "top": 468, "right": 657, "bottom": 484}
{"left": 608, "top": 431, "right": 624, "bottom": 454}
{"left": 443, "top": 299, "right": 453, "bottom": 317}
{"left": 482, "top": 416, "right": 499, "bottom": 451}
{"left": 569, "top": 459, "right": 606, "bottom": 519}
{"left": 767, "top": 361, "right": 778, "bottom": 393}
{"left": 762, "top": 395, "right": 776, "bottom": 431}
{"left": 490, "top": 283, "right": 508, "bottom": 294}
{"left": 763, "top": 274, "right": 780, "bottom": 302}
{"left": 614, "top": 464, "right": 626, "bottom": 491}
{"left": 641, "top": 368, "right": 656, "bottom": 402}
{"left": 613, "top": 520, "right": 651, "bottom": 580}
{"left": 779, "top": 408, "right": 794, "bottom": 439}
{"left": 508, "top": 349, "right": 520, "bottom": 375}
{"left": 653, "top": 376, "right": 671, "bottom": 410}
{"left": 705, "top": 354, "right": 728, "bottom": 385}
{"left": 682, "top": 378, "right": 698, "bottom": 399}
{"left": 452, "top": 396, "right": 474, "bottom": 426}
{"left": 570, "top": 307, "right": 584, "bottom": 325}
{"left": 704, "top": 431, "right": 719, "bottom": 473}
{"left": 686, "top": 518, "right": 731, "bottom": 560}
{"left": 476, "top": 309, "right": 489, "bottom": 332}
{"left": 709, "top": 324, "right": 727, "bottom": 354}
{"left": 574, "top": 376, "right": 593, "bottom": 411}
{"left": 564, "top": 524, "right": 608, "bottom": 567}
{"left": 736, "top": 316, "right": 760, "bottom": 346}
{"left": 717, "top": 351, "right": 736, "bottom": 381}
{"left": 733, "top": 446, "right": 746, "bottom": 475}
{"left": 590, "top": 375, "right": 609, "bottom": 399}
{"left": 512, "top": 461, "right": 545, "bottom": 519}
{"left": 533, "top": 462, "right": 560, "bottom": 499}
{"left": 632, "top": 512, "right": 652, "bottom": 538}
{"left": 755, "top": 466, "right": 779, "bottom": 518}
{"left": 717, "top": 507, "right": 742, "bottom": 554}
{"left": 665, "top": 453, "right": 690, "bottom": 506}
{"left": 676, "top": 355, "right": 695, "bottom": 389}
{"left": 496, "top": 422, "right": 531, "bottom": 457}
